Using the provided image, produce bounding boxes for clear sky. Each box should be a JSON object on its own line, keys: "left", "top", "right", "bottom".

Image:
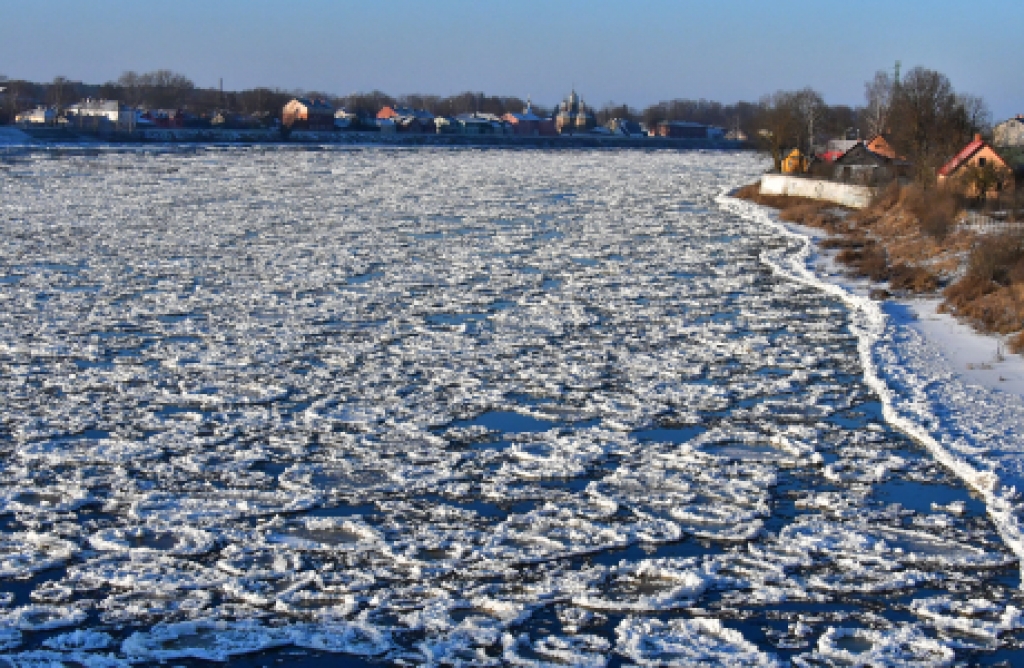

{"left": 2, "top": 0, "right": 1021, "bottom": 120}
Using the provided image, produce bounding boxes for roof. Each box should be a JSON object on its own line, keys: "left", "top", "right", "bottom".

{"left": 938, "top": 135, "right": 1004, "bottom": 177}
{"left": 658, "top": 121, "right": 708, "bottom": 128}
{"left": 70, "top": 99, "right": 121, "bottom": 112}
{"left": 826, "top": 139, "right": 860, "bottom": 154}
{"left": 379, "top": 106, "right": 434, "bottom": 120}
{"left": 833, "top": 142, "right": 891, "bottom": 166}
{"left": 865, "top": 135, "right": 899, "bottom": 160}
{"left": 506, "top": 111, "right": 543, "bottom": 122}
{"left": 292, "top": 98, "right": 334, "bottom": 112}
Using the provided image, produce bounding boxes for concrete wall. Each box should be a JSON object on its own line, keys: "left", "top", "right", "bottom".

{"left": 760, "top": 173, "right": 876, "bottom": 209}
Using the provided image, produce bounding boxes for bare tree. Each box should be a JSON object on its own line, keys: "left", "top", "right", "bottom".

{"left": 888, "top": 66, "right": 986, "bottom": 183}
{"left": 956, "top": 93, "right": 991, "bottom": 137}
{"left": 4, "top": 79, "right": 27, "bottom": 124}
{"left": 141, "top": 70, "right": 194, "bottom": 109}
{"left": 863, "top": 70, "right": 893, "bottom": 138}
{"left": 793, "top": 87, "right": 826, "bottom": 153}
{"left": 49, "top": 76, "right": 72, "bottom": 120}
{"left": 118, "top": 71, "right": 142, "bottom": 107}
{"left": 756, "top": 91, "right": 801, "bottom": 171}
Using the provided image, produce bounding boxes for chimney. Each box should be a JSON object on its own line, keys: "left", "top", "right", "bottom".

{"left": 975, "top": 133, "right": 983, "bottom": 142}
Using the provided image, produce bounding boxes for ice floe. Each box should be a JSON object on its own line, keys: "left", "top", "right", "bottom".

{"left": 0, "top": 146, "right": 1022, "bottom": 663}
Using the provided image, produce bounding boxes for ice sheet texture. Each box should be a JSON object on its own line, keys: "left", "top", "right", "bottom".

{"left": 0, "top": 147, "right": 1022, "bottom": 665}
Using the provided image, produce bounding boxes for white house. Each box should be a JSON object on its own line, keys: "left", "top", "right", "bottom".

{"left": 15, "top": 106, "right": 56, "bottom": 125}
{"left": 993, "top": 115, "right": 1024, "bottom": 148}
{"left": 66, "top": 99, "right": 138, "bottom": 127}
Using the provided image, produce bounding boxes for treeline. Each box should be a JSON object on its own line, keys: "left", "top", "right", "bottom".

{"left": 0, "top": 71, "right": 296, "bottom": 122}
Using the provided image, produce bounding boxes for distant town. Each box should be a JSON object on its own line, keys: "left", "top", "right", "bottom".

{"left": 0, "top": 72, "right": 745, "bottom": 143}
{"left": 0, "top": 66, "right": 1021, "bottom": 183}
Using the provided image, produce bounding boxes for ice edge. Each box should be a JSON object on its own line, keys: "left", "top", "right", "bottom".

{"left": 718, "top": 191, "right": 1024, "bottom": 586}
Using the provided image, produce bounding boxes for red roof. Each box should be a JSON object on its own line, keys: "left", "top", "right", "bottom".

{"left": 938, "top": 135, "right": 986, "bottom": 177}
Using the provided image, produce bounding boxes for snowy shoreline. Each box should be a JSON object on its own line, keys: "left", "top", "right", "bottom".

{"left": 722, "top": 191, "right": 1024, "bottom": 584}
{"left": 768, "top": 209, "right": 1024, "bottom": 399}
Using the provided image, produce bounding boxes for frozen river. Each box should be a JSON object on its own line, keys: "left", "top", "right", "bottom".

{"left": 1, "top": 146, "right": 1023, "bottom": 666}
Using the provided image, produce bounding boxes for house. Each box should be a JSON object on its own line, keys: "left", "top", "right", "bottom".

{"left": 503, "top": 100, "right": 545, "bottom": 137}
{"left": 555, "top": 89, "right": 596, "bottom": 134}
{"left": 400, "top": 117, "right": 435, "bottom": 133}
{"left": 144, "top": 109, "right": 186, "bottom": 129}
{"left": 211, "top": 111, "right": 261, "bottom": 129}
{"left": 654, "top": 121, "right": 723, "bottom": 140}
{"left": 993, "top": 116, "right": 1024, "bottom": 148}
{"left": 282, "top": 98, "right": 335, "bottom": 131}
{"left": 938, "top": 134, "right": 1012, "bottom": 196}
{"left": 66, "top": 99, "right": 137, "bottom": 127}
{"left": 780, "top": 148, "right": 809, "bottom": 174}
{"left": 832, "top": 142, "right": 905, "bottom": 185}
{"left": 377, "top": 106, "right": 435, "bottom": 124}
{"left": 606, "top": 118, "right": 645, "bottom": 137}
{"left": 538, "top": 118, "right": 558, "bottom": 136}
{"left": 15, "top": 106, "right": 56, "bottom": 125}
{"left": 455, "top": 113, "right": 508, "bottom": 135}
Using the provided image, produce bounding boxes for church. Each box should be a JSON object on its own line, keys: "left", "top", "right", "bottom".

{"left": 555, "top": 89, "right": 597, "bottom": 135}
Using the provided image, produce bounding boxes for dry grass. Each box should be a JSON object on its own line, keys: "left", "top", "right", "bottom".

{"left": 889, "top": 264, "right": 939, "bottom": 293}
{"left": 941, "top": 234, "right": 1024, "bottom": 338}
{"left": 736, "top": 180, "right": 948, "bottom": 291}
{"left": 736, "top": 179, "right": 1024, "bottom": 354}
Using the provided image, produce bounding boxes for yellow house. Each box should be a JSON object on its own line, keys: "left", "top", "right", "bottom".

{"left": 781, "top": 148, "right": 808, "bottom": 174}
{"left": 938, "top": 134, "right": 1012, "bottom": 198}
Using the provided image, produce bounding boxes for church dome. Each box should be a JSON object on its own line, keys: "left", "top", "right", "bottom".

{"left": 556, "top": 89, "right": 596, "bottom": 134}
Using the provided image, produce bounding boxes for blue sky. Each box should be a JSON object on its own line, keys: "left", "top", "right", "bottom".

{"left": 2, "top": 0, "right": 1021, "bottom": 119}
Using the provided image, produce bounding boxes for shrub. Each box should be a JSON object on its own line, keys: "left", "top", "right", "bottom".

{"left": 1009, "top": 330, "right": 1024, "bottom": 355}
{"left": 966, "top": 234, "right": 1024, "bottom": 285}
{"left": 898, "top": 184, "right": 960, "bottom": 240}
{"left": 836, "top": 243, "right": 889, "bottom": 281}
{"left": 889, "top": 264, "right": 939, "bottom": 293}
{"left": 820, "top": 236, "right": 864, "bottom": 250}
{"left": 943, "top": 274, "right": 995, "bottom": 310}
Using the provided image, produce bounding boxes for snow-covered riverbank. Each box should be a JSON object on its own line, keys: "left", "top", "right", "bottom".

{"left": 723, "top": 193, "right": 1024, "bottom": 585}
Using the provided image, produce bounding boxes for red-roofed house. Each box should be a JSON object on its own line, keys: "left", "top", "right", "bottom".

{"left": 938, "top": 134, "right": 1011, "bottom": 196}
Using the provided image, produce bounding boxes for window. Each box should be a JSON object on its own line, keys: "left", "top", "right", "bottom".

{"left": 978, "top": 157, "right": 987, "bottom": 167}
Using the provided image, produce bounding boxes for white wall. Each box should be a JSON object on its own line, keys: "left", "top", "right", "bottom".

{"left": 759, "top": 174, "right": 876, "bottom": 209}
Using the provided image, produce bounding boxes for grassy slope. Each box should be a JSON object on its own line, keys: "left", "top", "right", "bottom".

{"left": 734, "top": 182, "right": 1024, "bottom": 353}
